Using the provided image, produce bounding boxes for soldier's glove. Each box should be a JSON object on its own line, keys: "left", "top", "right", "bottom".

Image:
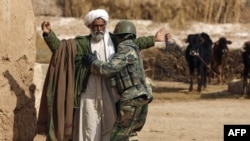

{"left": 83, "top": 51, "right": 97, "bottom": 66}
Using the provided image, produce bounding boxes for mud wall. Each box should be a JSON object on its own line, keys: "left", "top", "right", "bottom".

{"left": 0, "top": 0, "right": 36, "bottom": 140}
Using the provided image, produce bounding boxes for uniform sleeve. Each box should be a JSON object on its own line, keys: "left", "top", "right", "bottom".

{"left": 91, "top": 45, "right": 137, "bottom": 77}
{"left": 133, "top": 36, "right": 155, "bottom": 50}
{"left": 43, "top": 30, "right": 60, "bottom": 53}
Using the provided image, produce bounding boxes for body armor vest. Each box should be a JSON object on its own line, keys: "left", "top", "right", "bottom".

{"left": 111, "top": 41, "right": 153, "bottom": 102}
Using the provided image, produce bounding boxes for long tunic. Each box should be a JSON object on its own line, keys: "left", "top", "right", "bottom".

{"left": 74, "top": 32, "right": 117, "bottom": 141}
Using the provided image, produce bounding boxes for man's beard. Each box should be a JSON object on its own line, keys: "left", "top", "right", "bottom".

{"left": 91, "top": 30, "right": 105, "bottom": 42}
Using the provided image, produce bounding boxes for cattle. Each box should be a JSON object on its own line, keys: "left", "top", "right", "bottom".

{"left": 185, "top": 32, "right": 213, "bottom": 94}
{"left": 241, "top": 41, "right": 250, "bottom": 98}
{"left": 211, "top": 37, "right": 232, "bottom": 84}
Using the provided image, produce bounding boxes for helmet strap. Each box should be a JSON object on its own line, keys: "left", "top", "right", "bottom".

{"left": 124, "top": 34, "right": 135, "bottom": 40}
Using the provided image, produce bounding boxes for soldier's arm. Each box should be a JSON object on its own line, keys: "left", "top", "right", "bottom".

{"left": 91, "top": 45, "right": 136, "bottom": 77}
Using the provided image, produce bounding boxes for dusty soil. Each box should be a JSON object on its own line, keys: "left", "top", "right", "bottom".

{"left": 137, "top": 81, "right": 250, "bottom": 141}
{"left": 34, "top": 81, "right": 250, "bottom": 141}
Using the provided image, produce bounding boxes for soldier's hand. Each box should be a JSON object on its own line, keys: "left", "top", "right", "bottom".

{"left": 83, "top": 51, "right": 98, "bottom": 66}
{"left": 41, "top": 21, "right": 51, "bottom": 34}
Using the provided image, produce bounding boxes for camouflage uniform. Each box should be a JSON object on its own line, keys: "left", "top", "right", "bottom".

{"left": 90, "top": 39, "right": 153, "bottom": 141}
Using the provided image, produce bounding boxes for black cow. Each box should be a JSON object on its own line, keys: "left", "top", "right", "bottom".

{"left": 211, "top": 37, "right": 232, "bottom": 84}
{"left": 242, "top": 41, "right": 250, "bottom": 98}
{"left": 185, "top": 32, "right": 213, "bottom": 94}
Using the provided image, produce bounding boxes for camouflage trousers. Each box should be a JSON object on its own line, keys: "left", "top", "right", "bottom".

{"left": 110, "top": 97, "right": 149, "bottom": 141}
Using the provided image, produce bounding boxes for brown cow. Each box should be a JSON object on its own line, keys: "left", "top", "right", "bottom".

{"left": 211, "top": 37, "right": 232, "bottom": 84}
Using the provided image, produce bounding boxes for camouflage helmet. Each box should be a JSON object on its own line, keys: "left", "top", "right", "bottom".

{"left": 113, "top": 20, "right": 136, "bottom": 38}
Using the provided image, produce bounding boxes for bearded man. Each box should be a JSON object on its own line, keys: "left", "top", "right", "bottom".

{"left": 36, "top": 9, "right": 169, "bottom": 141}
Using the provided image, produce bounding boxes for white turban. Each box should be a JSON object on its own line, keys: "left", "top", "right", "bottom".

{"left": 84, "top": 9, "right": 109, "bottom": 28}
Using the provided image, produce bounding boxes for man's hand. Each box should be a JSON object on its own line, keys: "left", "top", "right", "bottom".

{"left": 154, "top": 28, "right": 171, "bottom": 42}
{"left": 41, "top": 21, "right": 51, "bottom": 34}
{"left": 83, "top": 51, "right": 98, "bottom": 66}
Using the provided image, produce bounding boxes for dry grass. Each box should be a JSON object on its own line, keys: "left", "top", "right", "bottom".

{"left": 170, "top": 0, "right": 243, "bottom": 29}
{"left": 62, "top": 0, "right": 246, "bottom": 29}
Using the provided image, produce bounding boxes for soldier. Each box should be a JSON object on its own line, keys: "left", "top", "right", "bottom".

{"left": 83, "top": 20, "right": 153, "bottom": 141}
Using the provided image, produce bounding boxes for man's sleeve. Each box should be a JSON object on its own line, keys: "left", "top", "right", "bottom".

{"left": 43, "top": 30, "right": 60, "bottom": 53}
{"left": 133, "top": 36, "right": 155, "bottom": 50}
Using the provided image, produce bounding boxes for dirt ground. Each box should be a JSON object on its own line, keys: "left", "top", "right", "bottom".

{"left": 34, "top": 81, "right": 250, "bottom": 141}
{"left": 137, "top": 81, "right": 250, "bottom": 141}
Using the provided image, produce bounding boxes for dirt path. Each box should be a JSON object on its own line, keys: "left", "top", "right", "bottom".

{"left": 138, "top": 81, "right": 250, "bottom": 141}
